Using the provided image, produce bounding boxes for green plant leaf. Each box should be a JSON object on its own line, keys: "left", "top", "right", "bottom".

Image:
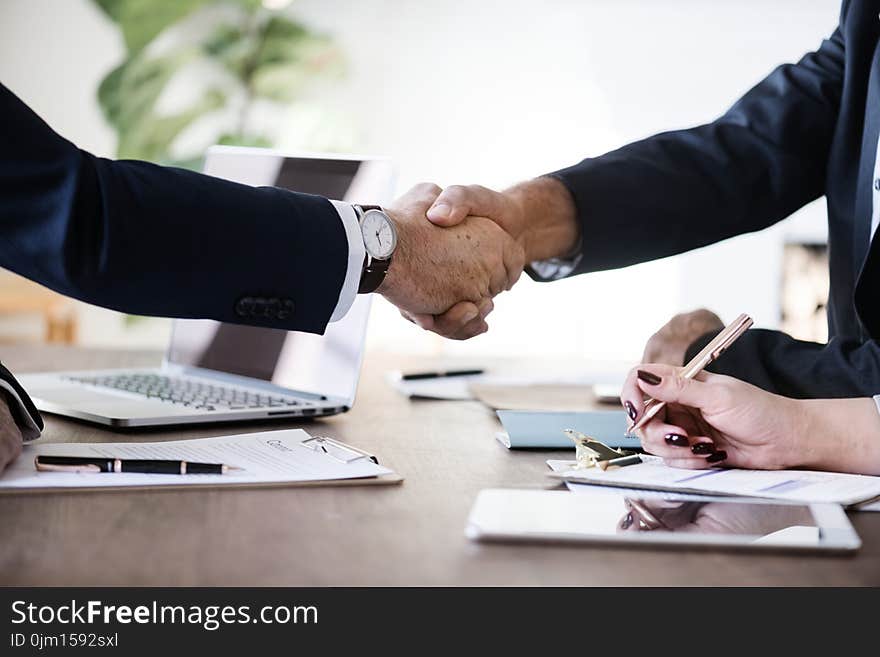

{"left": 217, "top": 133, "right": 273, "bottom": 148}
{"left": 98, "top": 49, "right": 194, "bottom": 134}
{"left": 92, "top": 0, "right": 209, "bottom": 53}
{"left": 203, "top": 23, "right": 256, "bottom": 80}
{"left": 117, "top": 88, "right": 225, "bottom": 162}
{"left": 249, "top": 16, "right": 343, "bottom": 101}
{"left": 93, "top": 1, "right": 347, "bottom": 164}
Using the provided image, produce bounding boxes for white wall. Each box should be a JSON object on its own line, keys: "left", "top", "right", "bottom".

{"left": 0, "top": 0, "right": 840, "bottom": 360}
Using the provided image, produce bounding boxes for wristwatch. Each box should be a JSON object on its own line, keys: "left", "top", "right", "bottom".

{"left": 355, "top": 204, "right": 398, "bottom": 294}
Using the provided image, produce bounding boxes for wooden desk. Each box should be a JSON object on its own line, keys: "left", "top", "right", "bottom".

{"left": 1, "top": 345, "right": 878, "bottom": 586}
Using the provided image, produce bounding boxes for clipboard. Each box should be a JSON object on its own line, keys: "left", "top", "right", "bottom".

{"left": 0, "top": 429, "right": 404, "bottom": 494}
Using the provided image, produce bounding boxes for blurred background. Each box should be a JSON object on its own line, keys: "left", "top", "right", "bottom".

{"left": 0, "top": 0, "right": 837, "bottom": 363}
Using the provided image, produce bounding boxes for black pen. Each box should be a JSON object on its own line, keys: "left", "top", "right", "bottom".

{"left": 401, "top": 369, "right": 484, "bottom": 381}
{"left": 34, "top": 455, "right": 241, "bottom": 475}
{"left": 596, "top": 454, "right": 643, "bottom": 471}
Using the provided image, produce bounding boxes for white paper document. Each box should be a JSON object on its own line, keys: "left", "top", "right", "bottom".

{"left": 551, "top": 456, "right": 880, "bottom": 507}
{"left": 547, "top": 459, "right": 723, "bottom": 503}
{"left": 0, "top": 429, "right": 392, "bottom": 491}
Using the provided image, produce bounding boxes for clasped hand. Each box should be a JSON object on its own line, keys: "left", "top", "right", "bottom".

{"left": 379, "top": 183, "right": 526, "bottom": 340}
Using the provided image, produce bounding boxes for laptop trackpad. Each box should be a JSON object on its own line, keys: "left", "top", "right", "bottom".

{"left": 29, "top": 387, "right": 195, "bottom": 419}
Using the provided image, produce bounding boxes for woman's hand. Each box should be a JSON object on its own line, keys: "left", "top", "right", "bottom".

{"left": 620, "top": 364, "right": 803, "bottom": 470}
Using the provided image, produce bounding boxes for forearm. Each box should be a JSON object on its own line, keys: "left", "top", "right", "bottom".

{"left": 531, "top": 22, "right": 844, "bottom": 275}
{"left": 793, "top": 398, "right": 880, "bottom": 475}
{"left": 504, "top": 176, "right": 580, "bottom": 262}
{"left": 0, "top": 82, "right": 348, "bottom": 334}
{"left": 689, "top": 331, "right": 880, "bottom": 399}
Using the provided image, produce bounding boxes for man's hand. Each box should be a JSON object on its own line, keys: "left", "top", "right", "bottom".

{"left": 412, "top": 178, "right": 580, "bottom": 338}
{"left": 641, "top": 309, "right": 724, "bottom": 365}
{"left": 0, "top": 396, "right": 23, "bottom": 473}
{"left": 426, "top": 184, "right": 529, "bottom": 251}
{"left": 425, "top": 178, "right": 579, "bottom": 263}
{"left": 379, "top": 184, "right": 525, "bottom": 339}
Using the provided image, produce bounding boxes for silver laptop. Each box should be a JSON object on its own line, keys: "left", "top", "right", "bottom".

{"left": 18, "top": 147, "right": 394, "bottom": 428}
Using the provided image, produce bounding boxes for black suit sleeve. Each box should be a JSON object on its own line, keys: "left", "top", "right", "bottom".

{"left": 545, "top": 11, "right": 846, "bottom": 274}
{"left": 0, "top": 362, "right": 43, "bottom": 441}
{"left": 0, "top": 82, "right": 349, "bottom": 335}
{"left": 685, "top": 329, "right": 880, "bottom": 399}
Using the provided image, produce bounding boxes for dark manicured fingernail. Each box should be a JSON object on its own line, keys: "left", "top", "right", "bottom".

{"left": 624, "top": 401, "right": 637, "bottom": 421}
{"left": 637, "top": 370, "right": 662, "bottom": 385}
{"left": 707, "top": 451, "right": 728, "bottom": 463}
{"left": 691, "top": 443, "right": 715, "bottom": 455}
{"left": 620, "top": 512, "right": 634, "bottom": 530}
{"left": 664, "top": 433, "right": 689, "bottom": 447}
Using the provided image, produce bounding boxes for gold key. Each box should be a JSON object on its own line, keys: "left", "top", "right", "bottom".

{"left": 563, "top": 428, "right": 629, "bottom": 469}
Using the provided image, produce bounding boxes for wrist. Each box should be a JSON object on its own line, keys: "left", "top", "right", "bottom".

{"left": 794, "top": 398, "right": 880, "bottom": 475}
{"left": 504, "top": 177, "right": 581, "bottom": 262}
{"left": 786, "top": 399, "right": 823, "bottom": 470}
{"left": 374, "top": 207, "right": 406, "bottom": 297}
{"left": 354, "top": 204, "right": 397, "bottom": 295}
{"left": 504, "top": 177, "right": 580, "bottom": 262}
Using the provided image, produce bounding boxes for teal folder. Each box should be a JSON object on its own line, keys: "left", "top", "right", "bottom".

{"left": 496, "top": 410, "right": 640, "bottom": 449}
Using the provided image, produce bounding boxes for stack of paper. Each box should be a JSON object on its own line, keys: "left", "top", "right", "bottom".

{"left": 549, "top": 456, "right": 880, "bottom": 508}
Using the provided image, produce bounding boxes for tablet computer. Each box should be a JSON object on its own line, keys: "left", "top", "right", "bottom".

{"left": 465, "top": 489, "right": 860, "bottom": 553}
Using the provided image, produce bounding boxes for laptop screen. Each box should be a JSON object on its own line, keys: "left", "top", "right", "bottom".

{"left": 164, "top": 148, "right": 393, "bottom": 404}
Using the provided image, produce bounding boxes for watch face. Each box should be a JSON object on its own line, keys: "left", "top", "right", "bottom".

{"left": 361, "top": 209, "right": 397, "bottom": 259}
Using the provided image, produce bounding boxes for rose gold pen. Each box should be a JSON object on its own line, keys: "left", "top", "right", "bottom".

{"left": 626, "top": 313, "right": 753, "bottom": 436}
{"left": 626, "top": 499, "right": 669, "bottom": 531}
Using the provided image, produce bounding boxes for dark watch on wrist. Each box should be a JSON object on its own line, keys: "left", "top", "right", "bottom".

{"left": 355, "top": 204, "right": 398, "bottom": 294}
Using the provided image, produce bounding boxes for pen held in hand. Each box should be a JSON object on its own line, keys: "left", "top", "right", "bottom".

{"left": 626, "top": 313, "right": 753, "bottom": 436}
{"left": 34, "top": 455, "right": 242, "bottom": 475}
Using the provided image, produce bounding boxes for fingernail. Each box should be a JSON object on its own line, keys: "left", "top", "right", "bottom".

{"left": 427, "top": 203, "right": 450, "bottom": 219}
{"left": 637, "top": 370, "right": 662, "bottom": 385}
{"left": 624, "top": 401, "right": 637, "bottom": 421}
{"left": 462, "top": 309, "right": 479, "bottom": 323}
{"left": 664, "top": 433, "right": 689, "bottom": 447}
{"left": 707, "top": 450, "right": 728, "bottom": 463}
{"left": 691, "top": 443, "right": 715, "bottom": 455}
{"left": 620, "top": 512, "right": 634, "bottom": 530}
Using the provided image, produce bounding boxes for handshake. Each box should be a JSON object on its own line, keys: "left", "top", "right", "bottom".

{"left": 377, "top": 179, "right": 577, "bottom": 340}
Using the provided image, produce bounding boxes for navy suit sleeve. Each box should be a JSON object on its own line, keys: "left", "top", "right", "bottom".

{"left": 547, "top": 12, "right": 846, "bottom": 274}
{"left": 685, "top": 329, "right": 880, "bottom": 400}
{"left": 0, "top": 82, "right": 348, "bottom": 334}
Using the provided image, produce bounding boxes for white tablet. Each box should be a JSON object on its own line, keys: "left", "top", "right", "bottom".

{"left": 465, "top": 489, "right": 861, "bottom": 553}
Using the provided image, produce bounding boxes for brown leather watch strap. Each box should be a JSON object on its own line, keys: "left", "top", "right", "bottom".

{"left": 357, "top": 256, "right": 390, "bottom": 294}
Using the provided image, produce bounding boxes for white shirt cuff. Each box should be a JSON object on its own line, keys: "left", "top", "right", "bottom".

{"left": 528, "top": 236, "right": 584, "bottom": 281}
{"left": 0, "top": 379, "right": 41, "bottom": 441}
{"left": 873, "top": 395, "right": 880, "bottom": 416}
{"left": 329, "top": 200, "right": 365, "bottom": 322}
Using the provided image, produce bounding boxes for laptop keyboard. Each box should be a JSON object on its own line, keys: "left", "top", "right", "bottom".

{"left": 63, "top": 373, "right": 309, "bottom": 412}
